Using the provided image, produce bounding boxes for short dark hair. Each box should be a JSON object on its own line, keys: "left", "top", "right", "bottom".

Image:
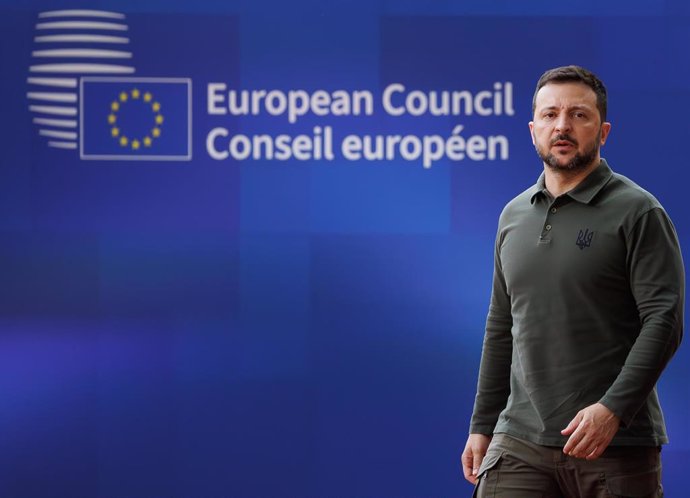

{"left": 532, "top": 65, "right": 607, "bottom": 122}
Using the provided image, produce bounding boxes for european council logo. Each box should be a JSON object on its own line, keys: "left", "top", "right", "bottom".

{"left": 81, "top": 77, "right": 191, "bottom": 160}
{"left": 27, "top": 9, "right": 192, "bottom": 161}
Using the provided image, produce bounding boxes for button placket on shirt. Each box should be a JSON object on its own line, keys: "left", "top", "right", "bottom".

{"left": 539, "top": 202, "right": 560, "bottom": 243}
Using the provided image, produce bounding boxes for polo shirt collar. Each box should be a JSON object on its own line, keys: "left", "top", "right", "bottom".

{"left": 528, "top": 175, "right": 547, "bottom": 204}
{"left": 529, "top": 158, "right": 614, "bottom": 205}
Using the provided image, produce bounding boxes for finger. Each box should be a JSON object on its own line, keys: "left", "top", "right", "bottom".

{"left": 577, "top": 428, "right": 612, "bottom": 456}
{"left": 472, "top": 448, "right": 485, "bottom": 477}
{"left": 461, "top": 448, "right": 477, "bottom": 483}
{"left": 585, "top": 446, "right": 601, "bottom": 461}
{"left": 585, "top": 431, "right": 615, "bottom": 461}
{"left": 570, "top": 439, "right": 597, "bottom": 459}
{"left": 563, "top": 426, "right": 585, "bottom": 455}
{"left": 461, "top": 451, "right": 473, "bottom": 480}
{"left": 462, "top": 460, "right": 477, "bottom": 485}
{"left": 561, "top": 412, "right": 582, "bottom": 436}
{"left": 568, "top": 433, "right": 593, "bottom": 458}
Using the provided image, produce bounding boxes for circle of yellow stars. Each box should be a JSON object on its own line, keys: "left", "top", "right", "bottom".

{"left": 108, "top": 88, "right": 164, "bottom": 150}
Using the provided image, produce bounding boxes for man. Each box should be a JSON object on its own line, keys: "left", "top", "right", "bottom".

{"left": 461, "top": 65, "right": 684, "bottom": 497}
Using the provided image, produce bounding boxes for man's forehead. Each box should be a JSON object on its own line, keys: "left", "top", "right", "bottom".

{"left": 535, "top": 81, "right": 598, "bottom": 108}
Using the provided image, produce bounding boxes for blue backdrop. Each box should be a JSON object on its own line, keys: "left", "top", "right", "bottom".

{"left": 0, "top": 1, "right": 688, "bottom": 497}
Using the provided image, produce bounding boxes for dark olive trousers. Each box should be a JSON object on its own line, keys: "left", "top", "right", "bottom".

{"left": 473, "top": 433, "right": 663, "bottom": 498}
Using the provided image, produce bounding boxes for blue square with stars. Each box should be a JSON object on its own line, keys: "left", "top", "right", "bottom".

{"left": 80, "top": 77, "right": 191, "bottom": 160}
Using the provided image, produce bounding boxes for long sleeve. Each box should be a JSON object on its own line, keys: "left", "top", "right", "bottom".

{"left": 599, "top": 207, "right": 685, "bottom": 426}
{"left": 469, "top": 232, "right": 513, "bottom": 435}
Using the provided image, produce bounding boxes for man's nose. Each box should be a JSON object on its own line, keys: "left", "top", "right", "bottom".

{"left": 554, "top": 115, "right": 572, "bottom": 132}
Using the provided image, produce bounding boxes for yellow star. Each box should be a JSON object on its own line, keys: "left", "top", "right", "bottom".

{"left": 152, "top": 102, "right": 161, "bottom": 112}
{"left": 155, "top": 115, "right": 164, "bottom": 125}
{"left": 111, "top": 127, "right": 120, "bottom": 137}
{"left": 144, "top": 92, "right": 152, "bottom": 102}
{"left": 132, "top": 139, "right": 140, "bottom": 150}
{"left": 152, "top": 127, "right": 161, "bottom": 138}
{"left": 119, "top": 136, "right": 128, "bottom": 147}
{"left": 131, "top": 88, "right": 140, "bottom": 99}
{"left": 111, "top": 101, "right": 120, "bottom": 112}
{"left": 108, "top": 114, "right": 117, "bottom": 124}
{"left": 119, "top": 92, "right": 128, "bottom": 102}
{"left": 143, "top": 136, "right": 152, "bottom": 147}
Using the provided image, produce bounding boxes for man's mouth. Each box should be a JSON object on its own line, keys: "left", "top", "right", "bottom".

{"left": 551, "top": 135, "right": 577, "bottom": 148}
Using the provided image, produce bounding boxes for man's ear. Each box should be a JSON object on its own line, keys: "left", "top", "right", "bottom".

{"left": 600, "top": 122, "right": 611, "bottom": 146}
{"left": 528, "top": 121, "right": 535, "bottom": 145}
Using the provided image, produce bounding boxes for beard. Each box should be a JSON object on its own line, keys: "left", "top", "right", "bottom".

{"left": 535, "top": 130, "right": 600, "bottom": 173}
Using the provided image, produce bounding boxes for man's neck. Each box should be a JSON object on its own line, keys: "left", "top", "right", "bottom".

{"left": 544, "top": 158, "right": 601, "bottom": 198}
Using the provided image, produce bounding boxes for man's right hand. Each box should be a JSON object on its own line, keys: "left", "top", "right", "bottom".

{"left": 461, "top": 433, "right": 492, "bottom": 485}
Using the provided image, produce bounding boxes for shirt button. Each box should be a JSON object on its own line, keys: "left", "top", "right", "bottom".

{"left": 551, "top": 208, "right": 557, "bottom": 213}
{"left": 545, "top": 224, "right": 552, "bottom": 231}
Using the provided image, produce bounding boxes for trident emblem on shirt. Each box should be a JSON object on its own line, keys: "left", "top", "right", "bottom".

{"left": 576, "top": 229, "right": 594, "bottom": 250}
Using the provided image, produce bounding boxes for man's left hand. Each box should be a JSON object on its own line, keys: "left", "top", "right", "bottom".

{"left": 561, "top": 403, "right": 620, "bottom": 460}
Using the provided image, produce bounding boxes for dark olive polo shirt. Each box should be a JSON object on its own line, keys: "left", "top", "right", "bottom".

{"left": 470, "top": 159, "right": 685, "bottom": 446}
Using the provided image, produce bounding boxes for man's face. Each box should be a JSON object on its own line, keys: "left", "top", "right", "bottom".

{"left": 529, "top": 82, "right": 611, "bottom": 173}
